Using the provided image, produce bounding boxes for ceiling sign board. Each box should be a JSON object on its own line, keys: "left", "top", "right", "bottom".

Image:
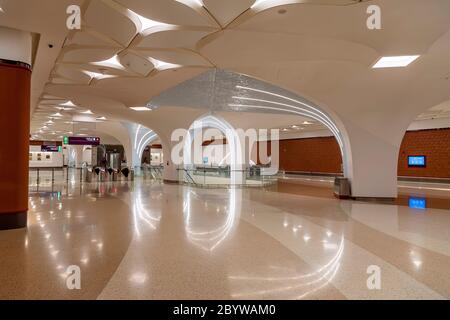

{"left": 68, "top": 137, "right": 100, "bottom": 146}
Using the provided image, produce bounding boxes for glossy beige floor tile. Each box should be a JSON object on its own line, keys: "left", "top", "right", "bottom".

{"left": 0, "top": 178, "right": 449, "bottom": 299}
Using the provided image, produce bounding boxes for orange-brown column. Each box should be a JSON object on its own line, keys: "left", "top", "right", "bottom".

{"left": 0, "top": 60, "right": 31, "bottom": 229}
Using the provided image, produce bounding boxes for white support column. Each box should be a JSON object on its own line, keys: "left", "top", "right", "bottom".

{"left": 343, "top": 121, "right": 400, "bottom": 199}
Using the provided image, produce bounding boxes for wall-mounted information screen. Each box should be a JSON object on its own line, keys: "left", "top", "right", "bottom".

{"left": 408, "top": 155, "right": 426, "bottom": 167}
{"left": 409, "top": 197, "right": 427, "bottom": 210}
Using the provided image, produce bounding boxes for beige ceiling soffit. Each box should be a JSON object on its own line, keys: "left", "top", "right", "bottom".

{"left": 85, "top": 0, "right": 139, "bottom": 47}
{"left": 179, "top": 47, "right": 216, "bottom": 67}
{"left": 104, "top": 0, "right": 142, "bottom": 29}
{"left": 174, "top": 0, "right": 221, "bottom": 28}
{"left": 195, "top": 29, "right": 225, "bottom": 51}
{"left": 227, "top": 0, "right": 371, "bottom": 29}
{"left": 147, "top": 65, "right": 210, "bottom": 79}
{"left": 130, "top": 48, "right": 214, "bottom": 68}
{"left": 202, "top": 0, "right": 257, "bottom": 29}
{"left": 115, "top": 50, "right": 153, "bottom": 77}
{"left": 31, "top": 33, "right": 41, "bottom": 67}
{"left": 57, "top": 45, "right": 121, "bottom": 64}
{"left": 68, "top": 28, "right": 126, "bottom": 48}
{"left": 141, "top": 48, "right": 215, "bottom": 67}
{"left": 129, "top": 25, "right": 218, "bottom": 49}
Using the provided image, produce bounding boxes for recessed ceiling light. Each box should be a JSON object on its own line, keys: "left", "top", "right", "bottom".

{"left": 303, "top": 121, "right": 313, "bottom": 125}
{"left": 148, "top": 57, "right": 180, "bottom": 71}
{"left": 83, "top": 70, "right": 116, "bottom": 80}
{"left": 56, "top": 107, "right": 74, "bottom": 111}
{"left": 130, "top": 106, "right": 151, "bottom": 111}
{"left": 372, "top": 55, "right": 420, "bottom": 69}
{"left": 96, "top": 116, "right": 107, "bottom": 121}
{"left": 92, "top": 55, "right": 124, "bottom": 70}
{"left": 60, "top": 101, "right": 76, "bottom": 107}
{"left": 175, "top": 0, "right": 203, "bottom": 8}
{"left": 129, "top": 10, "right": 171, "bottom": 33}
{"left": 81, "top": 110, "right": 94, "bottom": 114}
{"left": 251, "top": 0, "right": 267, "bottom": 9}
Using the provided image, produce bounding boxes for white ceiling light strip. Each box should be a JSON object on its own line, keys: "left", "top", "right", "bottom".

{"left": 134, "top": 125, "right": 142, "bottom": 149}
{"left": 136, "top": 130, "right": 154, "bottom": 155}
{"left": 229, "top": 103, "right": 343, "bottom": 149}
{"left": 232, "top": 95, "right": 339, "bottom": 139}
{"left": 236, "top": 85, "right": 341, "bottom": 136}
{"left": 234, "top": 86, "right": 344, "bottom": 150}
{"left": 138, "top": 134, "right": 157, "bottom": 159}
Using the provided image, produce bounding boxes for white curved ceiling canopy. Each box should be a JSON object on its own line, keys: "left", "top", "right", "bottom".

{"left": 21, "top": 0, "right": 450, "bottom": 142}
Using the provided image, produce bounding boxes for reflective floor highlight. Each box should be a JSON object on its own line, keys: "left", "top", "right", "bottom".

{"left": 1, "top": 178, "right": 450, "bottom": 299}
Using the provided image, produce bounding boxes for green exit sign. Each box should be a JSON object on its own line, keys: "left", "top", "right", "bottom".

{"left": 63, "top": 136, "right": 69, "bottom": 145}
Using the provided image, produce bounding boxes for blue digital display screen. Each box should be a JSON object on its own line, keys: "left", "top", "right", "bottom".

{"left": 408, "top": 156, "right": 426, "bottom": 167}
{"left": 408, "top": 197, "right": 427, "bottom": 210}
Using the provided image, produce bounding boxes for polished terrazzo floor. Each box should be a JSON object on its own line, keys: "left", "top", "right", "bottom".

{"left": 1, "top": 176, "right": 450, "bottom": 299}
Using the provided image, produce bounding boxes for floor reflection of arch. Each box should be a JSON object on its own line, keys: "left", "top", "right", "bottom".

{"left": 132, "top": 190, "right": 162, "bottom": 238}
{"left": 183, "top": 113, "right": 244, "bottom": 184}
{"left": 183, "top": 188, "right": 242, "bottom": 252}
{"left": 228, "top": 236, "right": 344, "bottom": 299}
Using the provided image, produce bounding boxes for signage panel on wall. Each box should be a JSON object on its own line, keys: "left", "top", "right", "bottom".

{"left": 68, "top": 137, "right": 100, "bottom": 146}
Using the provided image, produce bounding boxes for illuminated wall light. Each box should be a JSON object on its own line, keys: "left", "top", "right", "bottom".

{"left": 372, "top": 55, "right": 420, "bottom": 69}
{"left": 51, "top": 112, "right": 63, "bottom": 117}
{"left": 81, "top": 110, "right": 94, "bottom": 114}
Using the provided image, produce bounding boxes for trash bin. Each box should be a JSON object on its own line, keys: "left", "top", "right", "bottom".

{"left": 85, "top": 168, "right": 93, "bottom": 182}
{"left": 334, "top": 177, "right": 351, "bottom": 199}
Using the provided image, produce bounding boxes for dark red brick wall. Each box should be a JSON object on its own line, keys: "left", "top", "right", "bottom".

{"left": 266, "top": 128, "right": 450, "bottom": 178}
{"left": 398, "top": 128, "right": 450, "bottom": 178}
{"left": 278, "top": 137, "right": 343, "bottom": 173}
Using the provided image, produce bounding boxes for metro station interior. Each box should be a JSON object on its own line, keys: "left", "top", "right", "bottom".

{"left": 0, "top": 0, "right": 450, "bottom": 300}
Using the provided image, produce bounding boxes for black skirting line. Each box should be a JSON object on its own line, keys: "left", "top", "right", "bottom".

{"left": 0, "top": 211, "right": 27, "bottom": 230}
